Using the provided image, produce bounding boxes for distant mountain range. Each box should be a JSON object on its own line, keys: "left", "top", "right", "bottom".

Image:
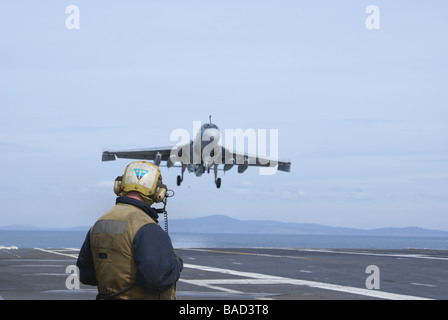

{"left": 167, "top": 215, "right": 448, "bottom": 237}
{"left": 1, "top": 215, "right": 448, "bottom": 237}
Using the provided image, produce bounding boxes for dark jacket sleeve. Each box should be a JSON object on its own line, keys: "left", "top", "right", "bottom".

{"left": 133, "top": 224, "right": 183, "bottom": 293}
{"left": 76, "top": 230, "right": 98, "bottom": 286}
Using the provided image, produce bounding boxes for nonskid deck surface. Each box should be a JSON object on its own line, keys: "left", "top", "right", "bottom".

{"left": 1, "top": 247, "right": 447, "bottom": 300}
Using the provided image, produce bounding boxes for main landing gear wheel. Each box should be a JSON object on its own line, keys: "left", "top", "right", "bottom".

{"left": 213, "top": 163, "right": 221, "bottom": 188}
{"left": 177, "top": 164, "right": 186, "bottom": 186}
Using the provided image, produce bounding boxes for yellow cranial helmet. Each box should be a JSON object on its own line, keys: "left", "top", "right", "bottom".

{"left": 113, "top": 161, "right": 167, "bottom": 205}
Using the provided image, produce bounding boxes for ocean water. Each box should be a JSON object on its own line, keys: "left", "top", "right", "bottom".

{"left": 1, "top": 230, "right": 448, "bottom": 250}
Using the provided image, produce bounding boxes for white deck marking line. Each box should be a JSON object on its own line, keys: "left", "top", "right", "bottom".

{"left": 0, "top": 248, "right": 21, "bottom": 258}
{"left": 293, "top": 248, "right": 448, "bottom": 261}
{"left": 34, "top": 248, "right": 438, "bottom": 299}
{"left": 35, "top": 249, "right": 256, "bottom": 297}
{"left": 34, "top": 248, "right": 79, "bottom": 259}
{"left": 54, "top": 248, "right": 80, "bottom": 252}
{"left": 411, "top": 283, "right": 438, "bottom": 288}
{"left": 179, "top": 279, "right": 245, "bottom": 294}
{"left": 183, "top": 263, "right": 432, "bottom": 300}
{"left": 180, "top": 248, "right": 314, "bottom": 260}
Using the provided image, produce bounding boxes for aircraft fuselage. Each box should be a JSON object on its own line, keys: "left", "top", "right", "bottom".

{"left": 188, "top": 122, "right": 222, "bottom": 176}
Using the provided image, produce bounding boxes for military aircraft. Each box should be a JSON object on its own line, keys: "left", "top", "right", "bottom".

{"left": 102, "top": 117, "right": 291, "bottom": 188}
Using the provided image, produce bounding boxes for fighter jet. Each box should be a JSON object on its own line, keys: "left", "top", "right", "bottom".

{"left": 102, "top": 117, "right": 291, "bottom": 188}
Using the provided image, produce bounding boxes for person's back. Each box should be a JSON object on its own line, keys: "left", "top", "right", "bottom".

{"left": 76, "top": 161, "right": 182, "bottom": 300}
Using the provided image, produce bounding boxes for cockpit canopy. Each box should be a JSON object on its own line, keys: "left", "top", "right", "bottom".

{"left": 201, "top": 123, "right": 219, "bottom": 132}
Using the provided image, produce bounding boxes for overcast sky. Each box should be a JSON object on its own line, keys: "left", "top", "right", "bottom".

{"left": 1, "top": 1, "right": 447, "bottom": 230}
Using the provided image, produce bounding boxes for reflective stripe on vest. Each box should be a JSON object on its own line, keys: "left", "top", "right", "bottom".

{"left": 92, "top": 220, "right": 127, "bottom": 235}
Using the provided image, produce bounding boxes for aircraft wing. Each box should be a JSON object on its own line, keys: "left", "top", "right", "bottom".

{"left": 102, "top": 146, "right": 174, "bottom": 164}
{"left": 102, "top": 145, "right": 291, "bottom": 172}
{"left": 221, "top": 147, "right": 291, "bottom": 173}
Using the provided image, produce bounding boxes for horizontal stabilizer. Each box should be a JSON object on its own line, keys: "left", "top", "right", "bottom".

{"left": 102, "top": 152, "right": 116, "bottom": 161}
{"left": 277, "top": 162, "right": 291, "bottom": 172}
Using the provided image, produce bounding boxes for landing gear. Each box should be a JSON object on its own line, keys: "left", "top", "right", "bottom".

{"left": 177, "top": 163, "right": 222, "bottom": 188}
{"left": 177, "top": 164, "right": 186, "bottom": 186}
{"left": 214, "top": 164, "right": 221, "bottom": 188}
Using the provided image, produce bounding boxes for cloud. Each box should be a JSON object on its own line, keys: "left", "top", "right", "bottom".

{"left": 76, "top": 181, "right": 115, "bottom": 194}
{"left": 94, "top": 181, "right": 115, "bottom": 189}
{"left": 350, "top": 191, "right": 368, "bottom": 199}
{"left": 279, "top": 189, "right": 306, "bottom": 200}
{"left": 229, "top": 180, "right": 254, "bottom": 195}
{"left": 333, "top": 118, "right": 396, "bottom": 125}
{"left": 240, "top": 180, "right": 253, "bottom": 187}
{"left": 229, "top": 187, "right": 252, "bottom": 195}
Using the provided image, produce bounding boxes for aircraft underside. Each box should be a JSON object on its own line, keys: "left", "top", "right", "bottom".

{"left": 177, "top": 163, "right": 221, "bottom": 188}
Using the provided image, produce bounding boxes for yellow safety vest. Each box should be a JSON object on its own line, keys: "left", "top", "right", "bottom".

{"left": 90, "top": 203, "right": 176, "bottom": 300}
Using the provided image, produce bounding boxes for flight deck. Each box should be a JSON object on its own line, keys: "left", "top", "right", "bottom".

{"left": 1, "top": 247, "right": 447, "bottom": 300}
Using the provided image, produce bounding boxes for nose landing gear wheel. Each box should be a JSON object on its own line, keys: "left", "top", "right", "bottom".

{"left": 216, "top": 177, "right": 221, "bottom": 188}
{"left": 177, "top": 175, "right": 182, "bottom": 186}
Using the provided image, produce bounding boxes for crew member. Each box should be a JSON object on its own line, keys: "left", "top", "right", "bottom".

{"left": 76, "top": 161, "right": 183, "bottom": 300}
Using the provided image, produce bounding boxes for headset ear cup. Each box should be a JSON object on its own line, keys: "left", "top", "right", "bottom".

{"left": 153, "top": 182, "right": 167, "bottom": 203}
{"left": 114, "top": 176, "right": 123, "bottom": 195}
{"left": 156, "top": 187, "right": 167, "bottom": 203}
